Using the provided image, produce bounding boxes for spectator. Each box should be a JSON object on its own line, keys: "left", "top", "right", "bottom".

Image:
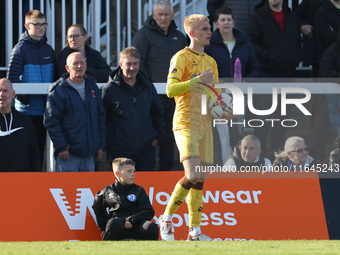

{"left": 0, "top": 78, "right": 40, "bottom": 172}
{"left": 110, "top": 0, "right": 147, "bottom": 66}
{"left": 248, "top": 0, "right": 302, "bottom": 78}
{"left": 132, "top": 0, "right": 187, "bottom": 171}
{"left": 207, "top": 0, "right": 263, "bottom": 33}
{"left": 319, "top": 28, "right": 340, "bottom": 136}
{"left": 7, "top": 10, "right": 57, "bottom": 170}
{"left": 57, "top": 24, "right": 111, "bottom": 83}
{"left": 309, "top": 0, "right": 340, "bottom": 162}
{"left": 224, "top": 135, "right": 272, "bottom": 170}
{"left": 159, "top": 14, "right": 218, "bottom": 241}
{"left": 53, "top": 0, "right": 91, "bottom": 56}
{"left": 294, "top": 0, "right": 322, "bottom": 77}
{"left": 101, "top": 47, "right": 165, "bottom": 171}
{"left": 205, "top": 6, "right": 260, "bottom": 79}
{"left": 92, "top": 157, "right": 158, "bottom": 241}
{"left": 205, "top": 5, "right": 260, "bottom": 165}
{"left": 247, "top": 0, "right": 302, "bottom": 159}
{"left": 329, "top": 136, "right": 340, "bottom": 169}
{"left": 315, "top": 0, "right": 340, "bottom": 60}
{"left": 294, "top": 0, "right": 322, "bottom": 166}
{"left": 273, "top": 136, "right": 315, "bottom": 171}
{"left": 132, "top": 0, "right": 187, "bottom": 81}
{"left": 44, "top": 52, "right": 106, "bottom": 172}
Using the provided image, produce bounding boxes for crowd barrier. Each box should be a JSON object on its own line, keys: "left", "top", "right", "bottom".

{"left": 12, "top": 81, "right": 340, "bottom": 172}
{"left": 11, "top": 81, "right": 340, "bottom": 95}
{"left": 3, "top": 82, "right": 340, "bottom": 241}
{"left": 0, "top": 171, "right": 335, "bottom": 241}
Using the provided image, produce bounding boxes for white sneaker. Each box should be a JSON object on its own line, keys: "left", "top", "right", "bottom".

{"left": 159, "top": 216, "right": 175, "bottom": 241}
{"left": 187, "top": 233, "right": 212, "bottom": 241}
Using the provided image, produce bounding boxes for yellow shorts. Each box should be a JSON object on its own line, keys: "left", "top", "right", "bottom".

{"left": 174, "top": 129, "right": 213, "bottom": 164}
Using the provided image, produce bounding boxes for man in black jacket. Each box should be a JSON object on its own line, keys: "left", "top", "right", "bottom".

{"left": 0, "top": 78, "right": 40, "bottom": 172}
{"left": 309, "top": 0, "right": 340, "bottom": 163}
{"left": 101, "top": 47, "right": 165, "bottom": 171}
{"left": 92, "top": 158, "right": 158, "bottom": 240}
{"left": 248, "top": 0, "right": 302, "bottom": 77}
{"left": 132, "top": 0, "right": 186, "bottom": 171}
{"left": 315, "top": 0, "right": 340, "bottom": 60}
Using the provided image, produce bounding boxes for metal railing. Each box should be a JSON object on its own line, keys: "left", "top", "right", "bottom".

{"left": 3, "top": 0, "right": 207, "bottom": 72}
{"left": 12, "top": 80, "right": 340, "bottom": 172}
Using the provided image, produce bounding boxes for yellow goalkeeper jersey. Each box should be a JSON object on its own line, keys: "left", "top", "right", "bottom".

{"left": 167, "top": 47, "right": 219, "bottom": 132}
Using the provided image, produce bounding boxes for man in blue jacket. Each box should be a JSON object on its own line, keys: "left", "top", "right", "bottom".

{"left": 7, "top": 10, "right": 57, "bottom": 170}
{"left": 44, "top": 52, "right": 106, "bottom": 172}
{"left": 101, "top": 47, "right": 165, "bottom": 171}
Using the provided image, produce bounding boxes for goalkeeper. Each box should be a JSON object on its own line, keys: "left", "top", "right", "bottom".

{"left": 159, "top": 14, "right": 219, "bottom": 241}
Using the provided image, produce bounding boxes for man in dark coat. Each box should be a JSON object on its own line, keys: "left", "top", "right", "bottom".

{"left": 101, "top": 47, "right": 165, "bottom": 171}
{"left": 319, "top": 29, "right": 340, "bottom": 137}
{"left": 248, "top": 0, "right": 302, "bottom": 77}
{"left": 309, "top": 0, "right": 340, "bottom": 162}
{"left": 132, "top": 0, "right": 186, "bottom": 171}
{"left": 315, "top": 0, "right": 340, "bottom": 59}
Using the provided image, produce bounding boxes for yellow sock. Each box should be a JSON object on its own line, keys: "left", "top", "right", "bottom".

{"left": 187, "top": 187, "right": 203, "bottom": 228}
{"left": 165, "top": 181, "right": 191, "bottom": 215}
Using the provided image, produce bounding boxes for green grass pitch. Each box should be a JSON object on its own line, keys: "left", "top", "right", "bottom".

{"left": 0, "top": 241, "right": 340, "bottom": 255}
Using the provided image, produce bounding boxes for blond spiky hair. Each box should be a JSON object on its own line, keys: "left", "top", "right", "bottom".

{"left": 184, "top": 14, "right": 209, "bottom": 36}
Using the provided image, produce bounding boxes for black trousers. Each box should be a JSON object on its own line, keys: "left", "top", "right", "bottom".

{"left": 158, "top": 95, "right": 175, "bottom": 171}
{"left": 29, "top": 115, "right": 46, "bottom": 170}
{"left": 103, "top": 218, "right": 159, "bottom": 241}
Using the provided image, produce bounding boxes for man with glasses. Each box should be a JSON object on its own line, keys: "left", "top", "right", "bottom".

{"left": 7, "top": 10, "right": 57, "bottom": 171}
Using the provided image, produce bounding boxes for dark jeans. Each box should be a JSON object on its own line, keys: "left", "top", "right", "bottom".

{"left": 158, "top": 95, "right": 175, "bottom": 171}
{"left": 103, "top": 218, "right": 159, "bottom": 241}
{"left": 29, "top": 115, "right": 45, "bottom": 170}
